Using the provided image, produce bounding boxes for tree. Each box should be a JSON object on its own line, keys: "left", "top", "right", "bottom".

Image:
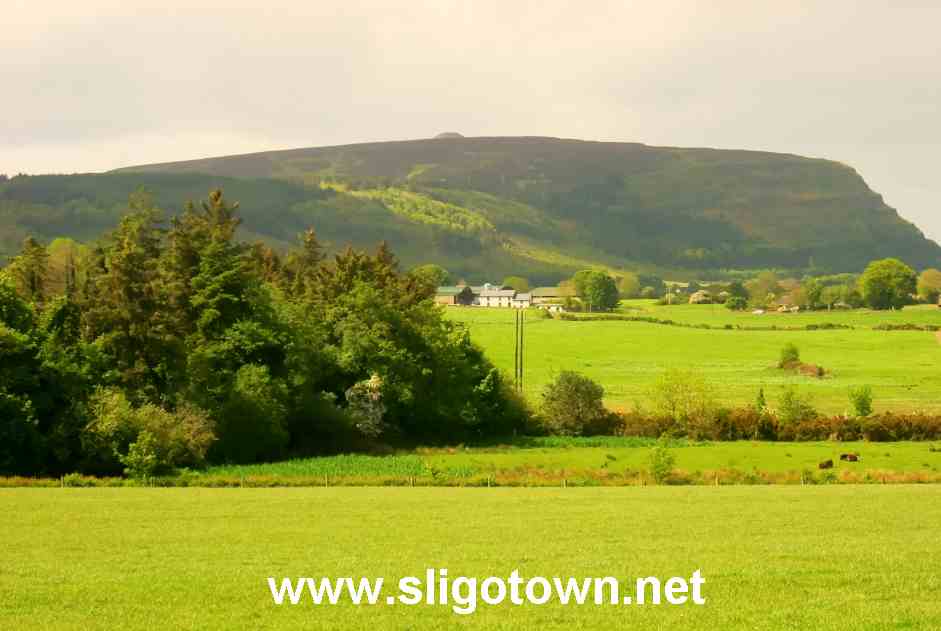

{"left": 502, "top": 275, "right": 530, "bottom": 292}
{"left": 572, "top": 270, "right": 619, "bottom": 312}
{"left": 82, "top": 191, "right": 169, "bottom": 398}
{"left": 409, "top": 264, "right": 450, "bottom": 290}
{"left": 917, "top": 268, "right": 941, "bottom": 304}
{"left": 746, "top": 271, "right": 780, "bottom": 308}
{"left": 858, "top": 258, "right": 917, "bottom": 310}
{"left": 617, "top": 272, "right": 641, "bottom": 298}
{"left": 539, "top": 371, "right": 613, "bottom": 436}
{"left": 801, "top": 277, "right": 823, "bottom": 310}
{"left": 7, "top": 236, "right": 49, "bottom": 303}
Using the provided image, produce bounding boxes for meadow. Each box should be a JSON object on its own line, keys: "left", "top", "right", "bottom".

{"left": 444, "top": 304, "right": 941, "bottom": 413}
{"left": 3, "top": 487, "right": 940, "bottom": 630}
{"left": 202, "top": 439, "right": 941, "bottom": 484}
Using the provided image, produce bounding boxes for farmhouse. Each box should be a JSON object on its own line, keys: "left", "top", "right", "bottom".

{"left": 434, "top": 286, "right": 474, "bottom": 306}
{"left": 530, "top": 286, "right": 576, "bottom": 305}
{"left": 479, "top": 287, "right": 516, "bottom": 308}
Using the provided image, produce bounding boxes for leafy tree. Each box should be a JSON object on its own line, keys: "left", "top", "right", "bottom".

{"left": 917, "top": 268, "right": 941, "bottom": 303}
{"left": 539, "top": 371, "right": 613, "bottom": 436}
{"left": 746, "top": 271, "right": 781, "bottom": 308}
{"left": 408, "top": 264, "right": 450, "bottom": 290}
{"left": 801, "top": 277, "right": 823, "bottom": 310}
{"left": 572, "top": 270, "right": 619, "bottom": 312}
{"left": 858, "top": 258, "right": 917, "bottom": 310}
{"left": 725, "top": 296, "right": 747, "bottom": 311}
{"left": 849, "top": 385, "right": 873, "bottom": 417}
{"left": 502, "top": 275, "right": 530, "bottom": 292}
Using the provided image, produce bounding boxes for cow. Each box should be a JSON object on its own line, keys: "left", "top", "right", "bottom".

{"left": 839, "top": 453, "right": 860, "bottom": 462}
{"left": 818, "top": 459, "right": 834, "bottom": 469}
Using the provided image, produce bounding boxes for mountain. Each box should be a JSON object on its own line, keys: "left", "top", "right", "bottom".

{"left": 2, "top": 136, "right": 938, "bottom": 282}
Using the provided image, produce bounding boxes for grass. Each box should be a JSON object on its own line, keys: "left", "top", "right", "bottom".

{"left": 444, "top": 306, "right": 941, "bottom": 412}
{"left": 168, "top": 439, "right": 941, "bottom": 488}
{"left": 3, "top": 487, "right": 941, "bottom": 630}
{"left": 621, "top": 299, "right": 941, "bottom": 328}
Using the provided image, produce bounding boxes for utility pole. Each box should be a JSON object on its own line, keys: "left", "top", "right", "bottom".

{"left": 513, "top": 309, "right": 526, "bottom": 392}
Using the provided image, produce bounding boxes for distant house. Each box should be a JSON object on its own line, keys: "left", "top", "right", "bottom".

{"left": 689, "top": 290, "right": 712, "bottom": 304}
{"left": 530, "top": 286, "right": 576, "bottom": 305}
{"left": 479, "top": 288, "right": 516, "bottom": 308}
{"left": 434, "top": 286, "right": 474, "bottom": 306}
{"left": 511, "top": 293, "right": 532, "bottom": 309}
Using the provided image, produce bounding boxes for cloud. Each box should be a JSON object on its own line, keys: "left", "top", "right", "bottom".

{"left": 2, "top": 0, "right": 939, "bottom": 240}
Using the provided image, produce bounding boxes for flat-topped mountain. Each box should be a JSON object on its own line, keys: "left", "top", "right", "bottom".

{"left": 2, "top": 136, "right": 938, "bottom": 281}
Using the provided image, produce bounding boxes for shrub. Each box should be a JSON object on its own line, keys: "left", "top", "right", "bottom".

{"left": 725, "top": 296, "right": 747, "bottom": 311}
{"left": 778, "top": 386, "right": 817, "bottom": 425}
{"left": 121, "top": 430, "right": 160, "bottom": 479}
{"left": 84, "top": 389, "right": 216, "bottom": 475}
{"left": 849, "top": 385, "right": 874, "bottom": 417}
{"left": 214, "top": 365, "right": 290, "bottom": 463}
{"left": 779, "top": 343, "right": 800, "bottom": 368}
{"left": 647, "top": 439, "right": 675, "bottom": 484}
{"left": 539, "top": 371, "right": 616, "bottom": 436}
{"left": 650, "top": 369, "right": 720, "bottom": 439}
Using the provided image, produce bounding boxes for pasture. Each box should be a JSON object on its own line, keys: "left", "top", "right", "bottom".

{"left": 444, "top": 304, "right": 941, "bottom": 413}
{"left": 3, "top": 487, "right": 940, "bottom": 630}
{"left": 202, "top": 439, "right": 941, "bottom": 485}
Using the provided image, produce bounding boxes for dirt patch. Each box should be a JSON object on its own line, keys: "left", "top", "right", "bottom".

{"left": 779, "top": 360, "right": 826, "bottom": 378}
{"left": 936, "top": 330, "right": 941, "bottom": 345}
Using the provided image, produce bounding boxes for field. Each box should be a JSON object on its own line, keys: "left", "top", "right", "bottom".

{"left": 3, "top": 487, "right": 940, "bottom": 630}
{"left": 200, "top": 439, "right": 941, "bottom": 485}
{"left": 444, "top": 303, "right": 941, "bottom": 413}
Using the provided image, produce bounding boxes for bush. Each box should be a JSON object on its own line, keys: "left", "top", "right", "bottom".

{"left": 650, "top": 369, "right": 720, "bottom": 439}
{"left": 779, "top": 343, "right": 800, "bottom": 367}
{"left": 83, "top": 389, "right": 216, "bottom": 475}
{"left": 849, "top": 386, "right": 874, "bottom": 417}
{"left": 647, "top": 439, "right": 675, "bottom": 484}
{"left": 213, "top": 365, "right": 289, "bottom": 463}
{"left": 778, "top": 386, "right": 817, "bottom": 425}
{"left": 539, "top": 371, "right": 616, "bottom": 436}
{"left": 725, "top": 296, "right": 747, "bottom": 311}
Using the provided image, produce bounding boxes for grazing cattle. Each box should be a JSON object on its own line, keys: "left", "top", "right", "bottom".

{"left": 818, "top": 459, "right": 834, "bottom": 469}
{"left": 839, "top": 453, "right": 860, "bottom": 462}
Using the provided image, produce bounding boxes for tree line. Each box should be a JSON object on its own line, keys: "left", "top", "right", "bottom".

{"left": 0, "top": 189, "right": 526, "bottom": 477}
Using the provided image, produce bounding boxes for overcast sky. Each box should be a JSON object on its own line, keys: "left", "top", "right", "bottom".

{"left": 3, "top": 1, "right": 939, "bottom": 241}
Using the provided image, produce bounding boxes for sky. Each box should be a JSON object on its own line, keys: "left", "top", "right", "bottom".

{"left": 3, "top": 0, "right": 939, "bottom": 241}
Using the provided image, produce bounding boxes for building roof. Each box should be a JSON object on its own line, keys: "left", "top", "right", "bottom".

{"left": 531, "top": 286, "right": 576, "bottom": 298}
{"left": 435, "top": 286, "right": 467, "bottom": 296}
{"left": 513, "top": 293, "right": 532, "bottom": 301}
{"left": 480, "top": 289, "right": 516, "bottom": 298}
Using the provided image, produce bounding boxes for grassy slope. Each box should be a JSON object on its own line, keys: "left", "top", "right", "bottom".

{"left": 445, "top": 306, "right": 941, "bottom": 413}
{"left": 3, "top": 487, "right": 940, "bottom": 630}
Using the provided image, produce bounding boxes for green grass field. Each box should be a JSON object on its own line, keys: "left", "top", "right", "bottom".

{"left": 3, "top": 487, "right": 940, "bottom": 630}
{"left": 444, "top": 305, "right": 941, "bottom": 413}
{"left": 204, "top": 440, "right": 941, "bottom": 481}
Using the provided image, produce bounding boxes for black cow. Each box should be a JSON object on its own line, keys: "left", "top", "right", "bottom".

{"left": 818, "top": 459, "right": 834, "bottom": 469}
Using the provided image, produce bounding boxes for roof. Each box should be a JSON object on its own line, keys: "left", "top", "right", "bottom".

{"left": 531, "top": 286, "right": 576, "bottom": 297}
{"left": 480, "top": 289, "right": 516, "bottom": 297}
{"left": 513, "top": 293, "right": 532, "bottom": 301}
{"left": 435, "top": 286, "right": 469, "bottom": 296}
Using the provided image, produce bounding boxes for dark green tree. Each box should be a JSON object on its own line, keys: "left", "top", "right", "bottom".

{"left": 858, "top": 258, "right": 917, "bottom": 310}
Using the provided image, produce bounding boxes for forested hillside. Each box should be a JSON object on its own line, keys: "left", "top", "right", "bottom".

{"left": 2, "top": 136, "right": 939, "bottom": 281}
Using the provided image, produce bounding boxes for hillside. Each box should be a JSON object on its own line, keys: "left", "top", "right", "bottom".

{"left": 2, "top": 137, "right": 938, "bottom": 281}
